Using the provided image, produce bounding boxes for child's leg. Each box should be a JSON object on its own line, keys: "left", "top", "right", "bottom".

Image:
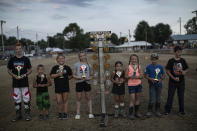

{"left": 155, "top": 86, "right": 162, "bottom": 117}
{"left": 177, "top": 84, "right": 185, "bottom": 113}
{"left": 119, "top": 95, "right": 126, "bottom": 117}
{"left": 146, "top": 85, "right": 155, "bottom": 117}
{"left": 62, "top": 92, "right": 69, "bottom": 114}
{"left": 165, "top": 82, "right": 176, "bottom": 113}
{"left": 76, "top": 92, "right": 82, "bottom": 114}
{"left": 56, "top": 93, "right": 63, "bottom": 113}
{"left": 135, "top": 92, "right": 142, "bottom": 117}
{"left": 85, "top": 91, "right": 92, "bottom": 114}
{"left": 114, "top": 95, "right": 120, "bottom": 107}
{"left": 129, "top": 93, "right": 135, "bottom": 107}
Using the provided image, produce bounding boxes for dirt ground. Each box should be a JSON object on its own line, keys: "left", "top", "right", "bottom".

{"left": 0, "top": 52, "right": 197, "bottom": 131}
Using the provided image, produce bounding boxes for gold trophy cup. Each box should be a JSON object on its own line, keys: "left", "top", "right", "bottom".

{"left": 116, "top": 71, "right": 122, "bottom": 86}
{"left": 154, "top": 68, "right": 160, "bottom": 81}
{"left": 59, "top": 65, "right": 64, "bottom": 78}
{"left": 81, "top": 65, "right": 87, "bottom": 78}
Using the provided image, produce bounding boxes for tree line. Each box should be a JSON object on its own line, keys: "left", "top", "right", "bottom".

{"left": 1, "top": 16, "right": 196, "bottom": 50}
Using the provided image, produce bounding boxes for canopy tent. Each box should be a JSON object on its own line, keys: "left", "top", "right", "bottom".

{"left": 115, "top": 41, "right": 152, "bottom": 48}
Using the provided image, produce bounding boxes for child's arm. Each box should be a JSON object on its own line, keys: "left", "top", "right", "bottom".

{"left": 73, "top": 70, "right": 83, "bottom": 80}
{"left": 125, "top": 67, "right": 129, "bottom": 79}
{"left": 33, "top": 76, "right": 38, "bottom": 88}
{"left": 144, "top": 74, "right": 155, "bottom": 83}
{"left": 50, "top": 72, "right": 63, "bottom": 79}
{"left": 166, "top": 69, "right": 179, "bottom": 82}
{"left": 85, "top": 69, "right": 93, "bottom": 81}
{"left": 111, "top": 71, "right": 118, "bottom": 84}
{"left": 137, "top": 66, "right": 143, "bottom": 79}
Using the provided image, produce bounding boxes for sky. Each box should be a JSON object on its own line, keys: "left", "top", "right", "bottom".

{"left": 0, "top": 0, "right": 197, "bottom": 41}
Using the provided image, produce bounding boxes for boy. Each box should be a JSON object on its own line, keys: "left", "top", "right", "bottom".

{"left": 164, "top": 46, "right": 189, "bottom": 116}
{"left": 7, "top": 43, "right": 32, "bottom": 122}
{"left": 73, "top": 51, "right": 94, "bottom": 119}
{"left": 144, "top": 53, "right": 165, "bottom": 118}
{"left": 33, "top": 64, "right": 52, "bottom": 120}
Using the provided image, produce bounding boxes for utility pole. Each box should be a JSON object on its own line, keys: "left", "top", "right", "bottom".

{"left": 17, "top": 26, "right": 19, "bottom": 43}
{"left": 192, "top": 10, "right": 197, "bottom": 25}
{"left": 36, "top": 33, "right": 38, "bottom": 55}
{"left": 128, "top": 29, "right": 131, "bottom": 43}
{"left": 178, "top": 17, "right": 182, "bottom": 35}
{"left": 0, "top": 20, "right": 6, "bottom": 54}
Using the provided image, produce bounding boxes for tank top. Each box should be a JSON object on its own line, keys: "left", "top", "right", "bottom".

{"left": 128, "top": 65, "right": 141, "bottom": 86}
{"left": 36, "top": 74, "right": 48, "bottom": 93}
{"left": 113, "top": 70, "right": 125, "bottom": 87}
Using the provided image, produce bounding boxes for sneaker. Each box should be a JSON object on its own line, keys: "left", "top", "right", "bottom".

{"left": 12, "top": 115, "right": 22, "bottom": 122}
{"left": 146, "top": 111, "right": 152, "bottom": 118}
{"left": 45, "top": 114, "right": 50, "bottom": 120}
{"left": 164, "top": 111, "right": 170, "bottom": 115}
{"left": 178, "top": 112, "right": 186, "bottom": 116}
{"left": 75, "top": 114, "right": 80, "bottom": 120}
{"left": 58, "top": 113, "right": 62, "bottom": 120}
{"left": 25, "top": 114, "right": 32, "bottom": 121}
{"left": 88, "top": 114, "right": 94, "bottom": 119}
{"left": 155, "top": 111, "right": 162, "bottom": 117}
{"left": 39, "top": 114, "right": 44, "bottom": 120}
{"left": 62, "top": 113, "right": 68, "bottom": 119}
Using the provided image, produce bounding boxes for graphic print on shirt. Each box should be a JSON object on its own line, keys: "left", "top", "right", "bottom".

{"left": 173, "top": 62, "right": 182, "bottom": 75}
{"left": 14, "top": 61, "right": 24, "bottom": 76}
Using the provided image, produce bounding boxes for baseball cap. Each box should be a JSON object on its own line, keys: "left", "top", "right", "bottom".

{"left": 151, "top": 53, "right": 159, "bottom": 59}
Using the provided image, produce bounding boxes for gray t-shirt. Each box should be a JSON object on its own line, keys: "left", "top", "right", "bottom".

{"left": 74, "top": 62, "right": 93, "bottom": 84}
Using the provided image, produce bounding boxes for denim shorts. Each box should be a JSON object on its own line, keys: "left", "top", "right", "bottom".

{"left": 128, "top": 84, "right": 142, "bottom": 94}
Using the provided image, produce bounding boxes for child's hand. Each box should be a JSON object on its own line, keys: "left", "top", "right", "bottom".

{"left": 57, "top": 72, "right": 63, "bottom": 77}
{"left": 172, "top": 76, "right": 179, "bottom": 82}
{"left": 181, "top": 70, "right": 187, "bottom": 75}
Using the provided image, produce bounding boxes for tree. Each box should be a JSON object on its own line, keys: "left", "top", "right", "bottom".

{"left": 184, "top": 17, "right": 197, "bottom": 34}
{"left": 6, "top": 36, "right": 17, "bottom": 46}
{"left": 63, "top": 23, "right": 89, "bottom": 50}
{"left": 38, "top": 39, "right": 47, "bottom": 49}
{"left": 111, "top": 33, "right": 120, "bottom": 45}
{"left": 134, "top": 20, "right": 154, "bottom": 43}
{"left": 153, "top": 23, "right": 172, "bottom": 46}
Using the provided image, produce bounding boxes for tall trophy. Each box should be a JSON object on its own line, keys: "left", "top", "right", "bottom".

{"left": 81, "top": 65, "right": 87, "bottom": 78}
{"left": 116, "top": 71, "right": 122, "bottom": 86}
{"left": 16, "top": 66, "right": 22, "bottom": 78}
{"left": 154, "top": 68, "right": 160, "bottom": 81}
{"left": 133, "top": 65, "right": 138, "bottom": 77}
{"left": 40, "top": 74, "right": 45, "bottom": 83}
{"left": 59, "top": 65, "right": 64, "bottom": 78}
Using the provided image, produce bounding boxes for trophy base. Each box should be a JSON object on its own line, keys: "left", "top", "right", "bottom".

{"left": 154, "top": 79, "right": 159, "bottom": 81}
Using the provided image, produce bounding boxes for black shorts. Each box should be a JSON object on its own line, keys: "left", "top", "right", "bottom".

{"left": 55, "top": 86, "right": 69, "bottom": 93}
{"left": 76, "top": 81, "right": 91, "bottom": 92}
{"left": 112, "top": 84, "right": 125, "bottom": 95}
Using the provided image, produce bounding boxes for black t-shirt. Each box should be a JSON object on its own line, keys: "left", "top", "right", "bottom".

{"left": 36, "top": 74, "right": 48, "bottom": 93}
{"left": 50, "top": 65, "right": 72, "bottom": 89}
{"left": 166, "top": 58, "right": 188, "bottom": 83}
{"left": 7, "top": 56, "right": 32, "bottom": 88}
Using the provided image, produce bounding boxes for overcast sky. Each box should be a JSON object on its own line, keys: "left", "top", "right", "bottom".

{"left": 0, "top": 0, "right": 197, "bottom": 41}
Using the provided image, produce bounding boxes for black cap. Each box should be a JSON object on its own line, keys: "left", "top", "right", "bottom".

{"left": 151, "top": 53, "right": 159, "bottom": 59}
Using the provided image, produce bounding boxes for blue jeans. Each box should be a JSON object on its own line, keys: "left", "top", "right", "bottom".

{"left": 148, "top": 84, "right": 162, "bottom": 105}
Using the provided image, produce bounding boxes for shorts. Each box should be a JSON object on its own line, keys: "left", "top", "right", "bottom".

{"left": 112, "top": 84, "right": 125, "bottom": 95}
{"left": 55, "top": 86, "right": 69, "bottom": 93}
{"left": 76, "top": 81, "right": 91, "bottom": 92}
{"left": 36, "top": 92, "right": 50, "bottom": 110}
{"left": 128, "top": 84, "right": 142, "bottom": 94}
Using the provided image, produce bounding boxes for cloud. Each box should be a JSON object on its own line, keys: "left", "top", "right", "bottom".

{"left": 52, "top": 14, "right": 67, "bottom": 20}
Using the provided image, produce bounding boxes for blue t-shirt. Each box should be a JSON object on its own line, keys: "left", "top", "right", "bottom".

{"left": 144, "top": 64, "right": 165, "bottom": 86}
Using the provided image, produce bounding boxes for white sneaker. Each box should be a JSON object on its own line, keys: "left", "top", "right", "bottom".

{"left": 89, "top": 114, "right": 94, "bottom": 119}
{"left": 75, "top": 114, "right": 80, "bottom": 120}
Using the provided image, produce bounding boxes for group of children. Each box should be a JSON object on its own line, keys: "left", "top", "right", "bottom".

{"left": 110, "top": 46, "right": 188, "bottom": 120}
{"left": 7, "top": 43, "right": 188, "bottom": 122}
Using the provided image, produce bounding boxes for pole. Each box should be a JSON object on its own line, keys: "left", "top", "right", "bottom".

{"left": 1, "top": 20, "right": 6, "bottom": 54}
{"left": 17, "top": 26, "right": 19, "bottom": 43}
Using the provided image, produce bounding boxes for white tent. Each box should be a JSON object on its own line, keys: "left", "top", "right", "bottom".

{"left": 116, "top": 41, "right": 152, "bottom": 48}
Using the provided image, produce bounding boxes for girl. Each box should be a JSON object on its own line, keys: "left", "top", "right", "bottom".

{"left": 50, "top": 54, "right": 72, "bottom": 119}
{"left": 125, "top": 54, "right": 143, "bottom": 120}
{"left": 73, "top": 51, "right": 94, "bottom": 119}
{"left": 33, "top": 64, "right": 52, "bottom": 120}
{"left": 111, "top": 61, "right": 126, "bottom": 118}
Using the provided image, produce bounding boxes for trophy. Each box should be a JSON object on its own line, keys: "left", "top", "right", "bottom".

{"left": 154, "top": 68, "right": 160, "bottom": 81}
{"left": 59, "top": 65, "right": 64, "bottom": 78}
{"left": 16, "top": 66, "right": 22, "bottom": 78}
{"left": 116, "top": 71, "right": 122, "bottom": 86}
{"left": 81, "top": 65, "right": 87, "bottom": 78}
{"left": 133, "top": 65, "right": 138, "bottom": 77}
{"left": 105, "top": 70, "right": 110, "bottom": 79}
{"left": 40, "top": 74, "right": 45, "bottom": 83}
